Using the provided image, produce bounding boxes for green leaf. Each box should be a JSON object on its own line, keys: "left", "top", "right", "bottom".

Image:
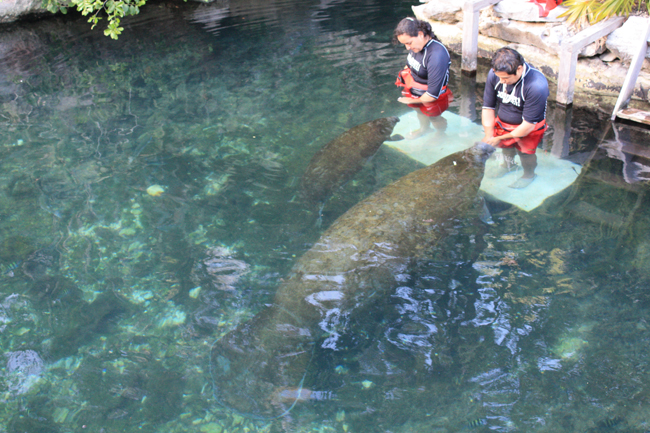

{"left": 46, "top": 0, "right": 149, "bottom": 38}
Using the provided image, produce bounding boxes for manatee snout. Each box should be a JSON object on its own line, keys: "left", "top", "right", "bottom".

{"left": 468, "top": 141, "right": 496, "bottom": 164}
{"left": 381, "top": 116, "right": 401, "bottom": 141}
{"left": 378, "top": 116, "right": 399, "bottom": 134}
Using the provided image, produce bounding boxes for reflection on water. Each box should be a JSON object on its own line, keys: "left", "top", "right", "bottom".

{"left": 0, "top": 0, "right": 648, "bottom": 432}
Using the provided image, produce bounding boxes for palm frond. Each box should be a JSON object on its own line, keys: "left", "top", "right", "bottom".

{"left": 558, "top": 0, "right": 598, "bottom": 25}
{"left": 592, "top": 0, "right": 633, "bottom": 21}
{"left": 558, "top": 0, "right": 641, "bottom": 25}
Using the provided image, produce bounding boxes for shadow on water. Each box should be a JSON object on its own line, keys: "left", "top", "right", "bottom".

{"left": 0, "top": 0, "right": 648, "bottom": 432}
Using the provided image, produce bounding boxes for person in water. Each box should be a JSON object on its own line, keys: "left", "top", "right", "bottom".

{"left": 482, "top": 47, "right": 549, "bottom": 189}
{"left": 394, "top": 17, "right": 452, "bottom": 140}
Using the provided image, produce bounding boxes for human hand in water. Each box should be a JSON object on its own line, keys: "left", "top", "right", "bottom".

{"left": 483, "top": 135, "right": 503, "bottom": 146}
{"left": 397, "top": 97, "right": 419, "bottom": 104}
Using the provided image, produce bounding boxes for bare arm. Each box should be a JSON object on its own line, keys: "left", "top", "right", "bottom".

{"left": 481, "top": 108, "right": 496, "bottom": 143}
{"left": 397, "top": 93, "right": 436, "bottom": 105}
{"left": 482, "top": 110, "right": 536, "bottom": 146}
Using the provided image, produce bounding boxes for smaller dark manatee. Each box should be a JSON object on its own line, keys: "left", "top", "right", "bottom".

{"left": 300, "top": 117, "right": 399, "bottom": 204}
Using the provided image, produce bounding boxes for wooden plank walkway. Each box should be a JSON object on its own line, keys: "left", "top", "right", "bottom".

{"left": 616, "top": 108, "right": 650, "bottom": 126}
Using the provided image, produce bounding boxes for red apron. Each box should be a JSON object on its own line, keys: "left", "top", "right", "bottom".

{"left": 395, "top": 68, "right": 452, "bottom": 118}
{"left": 494, "top": 117, "right": 546, "bottom": 154}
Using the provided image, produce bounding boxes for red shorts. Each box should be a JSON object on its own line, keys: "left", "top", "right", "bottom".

{"left": 403, "top": 88, "right": 453, "bottom": 118}
{"left": 494, "top": 117, "right": 546, "bottom": 154}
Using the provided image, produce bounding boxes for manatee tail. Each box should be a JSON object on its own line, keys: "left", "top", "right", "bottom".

{"left": 209, "top": 306, "right": 315, "bottom": 419}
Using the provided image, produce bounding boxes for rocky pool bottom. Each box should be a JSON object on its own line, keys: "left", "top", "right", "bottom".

{"left": 0, "top": 0, "right": 648, "bottom": 431}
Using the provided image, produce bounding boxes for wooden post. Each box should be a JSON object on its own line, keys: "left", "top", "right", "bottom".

{"left": 611, "top": 19, "right": 650, "bottom": 120}
{"left": 556, "top": 49, "right": 577, "bottom": 106}
{"left": 461, "top": 1, "right": 481, "bottom": 74}
{"left": 556, "top": 17, "right": 626, "bottom": 106}
{"left": 551, "top": 106, "right": 573, "bottom": 158}
{"left": 461, "top": 0, "right": 501, "bottom": 74}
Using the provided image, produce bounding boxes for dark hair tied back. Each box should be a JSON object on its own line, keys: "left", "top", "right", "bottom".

{"left": 393, "top": 17, "right": 439, "bottom": 44}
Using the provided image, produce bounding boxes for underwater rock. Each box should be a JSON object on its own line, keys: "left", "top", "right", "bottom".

{"left": 7, "top": 175, "right": 38, "bottom": 199}
{"left": 0, "top": 235, "right": 34, "bottom": 262}
{"left": 21, "top": 246, "right": 59, "bottom": 281}
{"left": 191, "top": 246, "right": 250, "bottom": 292}
{"left": 5, "top": 350, "right": 44, "bottom": 395}
{"left": 142, "top": 364, "right": 185, "bottom": 423}
{"left": 75, "top": 357, "right": 184, "bottom": 427}
{"left": 211, "top": 142, "right": 495, "bottom": 418}
{"left": 300, "top": 117, "right": 399, "bottom": 205}
{"left": 8, "top": 413, "right": 58, "bottom": 433}
{"left": 30, "top": 276, "right": 82, "bottom": 304}
{"left": 146, "top": 184, "right": 165, "bottom": 196}
{"left": 46, "top": 293, "right": 130, "bottom": 360}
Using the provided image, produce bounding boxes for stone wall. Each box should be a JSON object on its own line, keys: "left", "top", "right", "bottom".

{"left": 413, "top": 0, "right": 650, "bottom": 105}
{"left": 0, "top": 0, "right": 47, "bottom": 23}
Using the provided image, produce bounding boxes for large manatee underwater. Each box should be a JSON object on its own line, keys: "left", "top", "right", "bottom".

{"left": 300, "top": 117, "right": 400, "bottom": 205}
{"left": 210, "top": 142, "right": 495, "bottom": 419}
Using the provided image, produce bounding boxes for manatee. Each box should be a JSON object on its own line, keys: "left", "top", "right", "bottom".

{"left": 300, "top": 117, "right": 399, "bottom": 204}
{"left": 211, "top": 142, "right": 495, "bottom": 418}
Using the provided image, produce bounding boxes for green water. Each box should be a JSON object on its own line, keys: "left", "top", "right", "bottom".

{"left": 0, "top": 0, "right": 649, "bottom": 432}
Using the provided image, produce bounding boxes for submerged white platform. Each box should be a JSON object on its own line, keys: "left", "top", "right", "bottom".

{"left": 384, "top": 111, "right": 582, "bottom": 212}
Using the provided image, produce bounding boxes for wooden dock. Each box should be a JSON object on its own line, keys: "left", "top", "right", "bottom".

{"left": 556, "top": 16, "right": 626, "bottom": 106}
{"left": 616, "top": 108, "right": 650, "bottom": 126}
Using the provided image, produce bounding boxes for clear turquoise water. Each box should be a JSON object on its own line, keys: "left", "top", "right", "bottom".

{"left": 0, "top": 1, "right": 649, "bottom": 432}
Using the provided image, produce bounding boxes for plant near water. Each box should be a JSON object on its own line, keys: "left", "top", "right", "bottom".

{"left": 559, "top": 0, "right": 649, "bottom": 26}
{"left": 42, "top": 0, "right": 146, "bottom": 39}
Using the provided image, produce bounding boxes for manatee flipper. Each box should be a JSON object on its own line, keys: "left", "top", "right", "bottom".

{"left": 478, "top": 194, "right": 494, "bottom": 225}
